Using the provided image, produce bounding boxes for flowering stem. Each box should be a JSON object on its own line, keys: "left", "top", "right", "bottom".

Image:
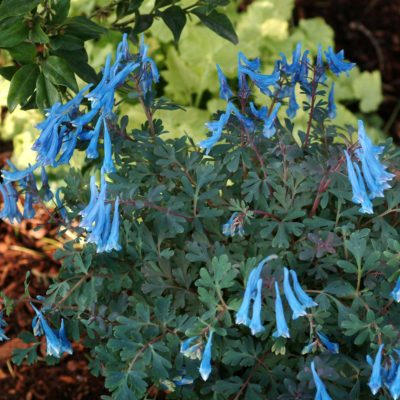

{"left": 252, "top": 209, "right": 281, "bottom": 222}
{"left": 304, "top": 66, "right": 318, "bottom": 148}
{"left": 135, "top": 81, "right": 156, "bottom": 139}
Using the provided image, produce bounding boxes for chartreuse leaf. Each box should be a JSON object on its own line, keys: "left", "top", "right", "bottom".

{"left": 352, "top": 71, "right": 383, "bottom": 113}
{"left": 191, "top": 7, "right": 238, "bottom": 44}
{"left": 0, "top": 0, "right": 40, "bottom": 21}
{"left": 7, "top": 64, "right": 39, "bottom": 112}
{"left": 43, "top": 56, "right": 78, "bottom": 92}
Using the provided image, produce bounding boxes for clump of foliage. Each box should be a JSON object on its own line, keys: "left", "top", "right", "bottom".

{"left": 2, "top": 17, "right": 400, "bottom": 400}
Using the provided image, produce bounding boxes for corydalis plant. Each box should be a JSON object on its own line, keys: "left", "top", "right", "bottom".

{"left": 2, "top": 36, "right": 400, "bottom": 400}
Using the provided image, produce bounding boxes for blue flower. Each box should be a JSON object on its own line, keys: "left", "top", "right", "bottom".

{"left": 40, "top": 167, "right": 53, "bottom": 201}
{"left": 0, "top": 311, "right": 9, "bottom": 341}
{"left": 0, "top": 182, "right": 22, "bottom": 224}
{"left": 272, "top": 282, "right": 290, "bottom": 339}
{"left": 102, "top": 119, "right": 116, "bottom": 173}
{"left": 199, "top": 331, "right": 213, "bottom": 381}
{"left": 199, "top": 103, "right": 232, "bottom": 154}
{"left": 283, "top": 267, "right": 307, "bottom": 319}
{"left": 295, "top": 50, "right": 310, "bottom": 85}
{"left": 1, "top": 162, "right": 39, "bottom": 182}
{"left": 216, "top": 64, "right": 233, "bottom": 101}
{"left": 389, "top": 362, "right": 400, "bottom": 400}
{"left": 238, "top": 65, "right": 280, "bottom": 96}
{"left": 302, "top": 340, "right": 318, "bottom": 354}
{"left": 368, "top": 344, "right": 384, "bottom": 395}
{"left": 138, "top": 34, "right": 159, "bottom": 95}
{"left": 86, "top": 116, "right": 103, "bottom": 159}
{"left": 174, "top": 376, "right": 194, "bottom": 386}
{"left": 325, "top": 46, "right": 356, "bottom": 76}
{"left": 222, "top": 212, "right": 244, "bottom": 237}
{"left": 280, "top": 43, "right": 302, "bottom": 76}
{"left": 391, "top": 277, "right": 400, "bottom": 302}
{"left": 289, "top": 269, "right": 318, "bottom": 308}
{"left": 344, "top": 150, "right": 373, "bottom": 214}
{"left": 55, "top": 188, "right": 68, "bottom": 220}
{"left": 180, "top": 336, "right": 202, "bottom": 360}
{"left": 327, "top": 83, "right": 336, "bottom": 119}
{"left": 236, "top": 255, "right": 278, "bottom": 327}
{"left": 316, "top": 44, "right": 327, "bottom": 83}
{"left": 104, "top": 196, "right": 122, "bottom": 252}
{"left": 317, "top": 332, "right": 339, "bottom": 354}
{"left": 286, "top": 86, "right": 299, "bottom": 119}
{"left": 250, "top": 102, "right": 281, "bottom": 138}
{"left": 311, "top": 361, "right": 333, "bottom": 400}
{"left": 31, "top": 303, "right": 72, "bottom": 358}
{"left": 249, "top": 279, "right": 265, "bottom": 335}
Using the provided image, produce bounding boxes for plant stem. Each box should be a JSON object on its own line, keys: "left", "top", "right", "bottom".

{"left": 304, "top": 66, "right": 318, "bottom": 147}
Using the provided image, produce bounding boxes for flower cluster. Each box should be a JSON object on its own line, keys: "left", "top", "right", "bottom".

{"left": 199, "top": 43, "right": 356, "bottom": 154}
{"left": 344, "top": 120, "right": 394, "bottom": 214}
{"left": 0, "top": 34, "right": 158, "bottom": 253}
{"left": 31, "top": 303, "right": 72, "bottom": 358}
{"left": 222, "top": 212, "right": 245, "bottom": 237}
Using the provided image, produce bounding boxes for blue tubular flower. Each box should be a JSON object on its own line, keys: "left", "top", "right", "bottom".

{"left": 280, "top": 43, "right": 302, "bottom": 76}
{"left": 344, "top": 150, "right": 373, "bottom": 214}
{"left": 1, "top": 162, "right": 39, "bottom": 182}
{"left": 96, "top": 203, "right": 112, "bottom": 253}
{"left": 0, "top": 311, "right": 9, "bottom": 341}
{"left": 180, "top": 336, "right": 202, "bottom": 360}
{"left": 325, "top": 46, "right": 356, "bottom": 76}
{"left": 283, "top": 267, "right": 307, "bottom": 319}
{"left": 0, "top": 182, "right": 22, "bottom": 223}
{"left": 222, "top": 212, "right": 244, "bottom": 237}
{"left": 249, "top": 279, "right": 265, "bottom": 335}
{"left": 286, "top": 86, "right": 299, "bottom": 119}
{"left": 86, "top": 116, "right": 103, "bottom": 159}
{"left": 327, "top": 83, "right": 336, "bottom": 119}
{"left": 199, "top": 331, "right": 213, "bottom": 381}
{"left": 238, "top": 51, "right": 261, "bottom": 71}
{"left": 105, "top": 196, "right": 122, "bottom": 252}
{"left": 174, "top": 376, "right": 194, "bottom": 386}
{"left": 391, "top": 277, "right": 400, "bottom": 302}
{"left": 296, "top": 50, "right": 310, "bottom": 84}
{"left": 238, "top": 65, "right": 280, "bottom": 95}
{"left": 59, "top": 319, "right": 73, "bottom": 355}
{"left": 389, "top": 363, "right": 400, "bottom": 400}
{"left": 311, "top": 361, "right": 333, "bottom": 400}
{"left": 302, "top": 340, "right": 318, "bottom": 354}
{"left": 289, "top": 270, "right": 318, "bottom": 308}
{"left": 368, "top": 344, "right": 384, "bottom": 395}
{"left": 199, "top": 103, "right": 232, "bottom": 154}
{"left": 250, "top": 102, "right": 281, "bottom": 138}
{"left": 55, "top": 188, "right": 67, "bottom": 220}
{"left": 236, "top": 255, "right": 278, "bottom": 326}
{"left": 216, "top": 64, "right": 233, "bottom": 101}
{"left": 31, "top": 303, "right": 63, "bottom": 358}
{"left": 41, "top": 167, "right": 53, "bottom": 201}
{"left": 138, "top": 35, "right": 159, "bottom": 95}
{"left": 102, "top": 119, "right": 116, "bottom": 173}
{"left": 79, "top": 175, "right": 98, "bottom": 219}
{"left": 316, "top": 44, "right": 327, "bottom": 83}
{"left": 317, "top": 332, "right": 339, "bottom": 354}
{"left": 272, "top": 282, "right": 290, "bottom": 338}
{"left": 23, "top": 191, "right": 36, "bottom": 219}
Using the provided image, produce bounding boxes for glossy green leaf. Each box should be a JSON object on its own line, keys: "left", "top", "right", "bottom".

{"left": 43, "top": 55, "right": 78, "bottom": 92}
{"left": 160, "top": 6, "right": 186, "bottom": 42}
{"left": 0, "top": 17, "right": 29, "bottom": 48}
{"left": 36, "top": 72, "right": 60, "bottom": 111}
{"left": 0, "top": 0, "right": 40, "bottom": 21}
{"left": 7, "top": 64, "right": 39, "bottom": 112}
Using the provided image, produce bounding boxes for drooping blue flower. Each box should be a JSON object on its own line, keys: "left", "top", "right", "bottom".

{"left": 216, "top": 64, "right": 233, "bottom": 101}
{"left": 199, "top": 331, "right": 213, "bottom": 381}
{"left": 40, "top": 167, "right": 53, "bottom": 201}
{"left": 344, "top": 150, "right": 374, "bottom": 214}
{"left": 138, "top": 34, "right": 159, "bottom": 95}
{"left": 174, "top": 376, "right": 194, "bottom": 386}
{"left": 86, "top": 116, "right": 103, "bottom": 159}
{"left": 79, "top": 175, "right": 98, "bottom": 219}
{"left": 104, "top": 196, "right": 122, "bottom": 252}
{"left": 102, "top": 119, "right": 116, "bottom": 173}
{"left": 1, "top": 162, "right": 39, "bottom": 182}
{"left": 180, "top": 336, "right": 202, "bottom": 360}
{"left": 199, "top": 103, "right": 232, "bottom": 154}
{"left": 0, "top": 311, "right": 9, "bottom": 341}
{"left": 302, "top": 340, "right": 318, "bottom": 354}
{"left": 368, "top": 344, "right": 384, "bottom": 395}
{"left": 327, "top": 83, "right": 336, "bottom": 119}
{"left": 325, "top": 46, "right": 356, "bottom": 76}
{"left": 391, "top": 277, "right": 400, "bottom": 302}
{"left": 295, "top": 50, "right": 310, "bottom": 85}
{"left": 317, "top": 332, "right": 339, "bottom": 354}
{"left": 250, "top": 102, "right": 281, "bottom": 138}
{"left": 311, "top": 361, "right": 333, "bottom": 400}
{"left": 316, "top": 44, "right": 327, "bottom": 83}
{"left": 31, "top": 303, "right": 72, "bottom": 358}
{"left": 0, "top": 182, "right": 22, "bottom": 224}
{"left": 280, "top": 43, "right": 302, "bottom": 76}
{"left": 290, "top": 269, "right": 318, "bottom": 308}
{"left": 238, "top": 65, "right": 280, "bottom": 96}
{"left": 249, "top": 279, "right": 265, "bottom": 335}
{"left": 283, "top": 267, "right": 307, "bottom": 319}
{"left": 222, "top": 212, "right": 244, "bottom": 237}
{"left": 236, "top": 255, "right": 278, "bottom": 327}
{"left": 272, "top": 281, "right": 290, "bottom": 339}
{"left": 55, "top": 188, "right": 68, "bottom": 220}
{"left": 286, "top": 86, "right": 299, "bottom": 119}
{"left": 389, "top": 362, "right": 400, "bottom": 400}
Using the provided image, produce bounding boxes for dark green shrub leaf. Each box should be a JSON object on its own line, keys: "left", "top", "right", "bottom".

{"left": 43, "top": 55, "right": 78, "bottom": 92}
{"left": 160, "top": 6, "right": 186, "bottom": 42}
